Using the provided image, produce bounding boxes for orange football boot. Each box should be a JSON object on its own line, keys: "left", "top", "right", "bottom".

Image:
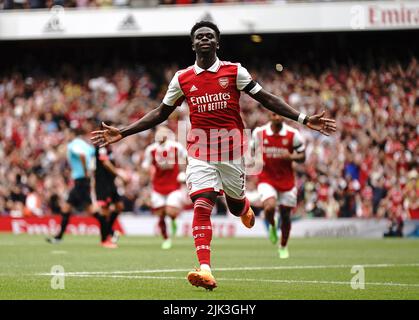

{"left": 101, "top": 238, "right": 118, "bottom": 249}
{"left": 240, "top": 206, "right": 255, "bottom": 228}
{"left": 187, "top": 268, "right": 217, "bottom": 291}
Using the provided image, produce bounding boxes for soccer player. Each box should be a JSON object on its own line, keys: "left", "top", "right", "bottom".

{"left": 46, "top": 126, "right": 110, "bottom": 246}
{"left": 94, "top": 143, "right": 126, "bottom": 248}
{"left": 91, "top": 21, "right": 336, "bottom": 290}
{"left": 252, "top": 113, "right": 306, "bottom": 259}
{"left": 141, "top": 126, "right": 188, "bottom": 249}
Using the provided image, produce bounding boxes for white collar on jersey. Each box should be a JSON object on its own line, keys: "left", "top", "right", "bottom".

{"left": 265, "top": 122, "right": 288, "bottom": 136}
{"left": 193, "top": 57, "right": 221, "bottom": 74}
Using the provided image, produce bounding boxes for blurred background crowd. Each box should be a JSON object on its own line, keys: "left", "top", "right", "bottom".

{"left": 1, "top": 0, "right": 272, "bottom": 10}
{"left": 1, "top": 45, "right": 417, "bottom": 220}
{"left": 0, "top": 0, "right": 378, "bottom": 10}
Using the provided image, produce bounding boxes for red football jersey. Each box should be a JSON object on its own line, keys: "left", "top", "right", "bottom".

{"left": 253, "top": 123, "right": 305, "bottom": 192}
{"left": 163, "top": 58, "right": 262, "bottom": 161}
{"left": 142, "top": 140, "right": 187, "bottom": 195}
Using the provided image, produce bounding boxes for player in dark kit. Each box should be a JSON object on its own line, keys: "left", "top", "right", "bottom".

{"left": 94, "top": 145, "right": 126, "bottom": 248}
{"left": 91, "top": 21, "right": 336, "bottom": 290}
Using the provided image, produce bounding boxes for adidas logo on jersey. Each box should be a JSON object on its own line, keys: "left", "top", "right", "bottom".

{"left": 190, "top": 85, "right": 198, "bottom": 92}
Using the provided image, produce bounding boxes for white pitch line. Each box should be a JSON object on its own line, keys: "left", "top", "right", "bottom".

{"left": 51, "top": 251, "right": 68, "bottom": 254}
{"left": 225, "top": 278, "right": 419, "bottom": 288}
{"left": 49, "top": 273, "right": 419, "bottom": 288}
{"left": 36, "top": 262, "right": 419, "bottom": 276}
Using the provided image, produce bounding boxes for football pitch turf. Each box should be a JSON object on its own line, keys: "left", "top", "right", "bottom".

{"left": 0, "top": 234, "right": 418, "bottom": 300}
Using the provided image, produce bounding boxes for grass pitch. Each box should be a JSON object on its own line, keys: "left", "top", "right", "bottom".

{"left": 0, "top": 234, "right": 418, "bottom": 300}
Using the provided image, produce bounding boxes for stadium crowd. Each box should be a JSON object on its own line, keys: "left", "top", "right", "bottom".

{"left": 0, "top": 0, "right": 272, "bottom": 10}
{"left": 0, "top": 57, "right": 417, "bottom": 220}
{"left": 1, "top": 0, "right": 368, "bottom": 10}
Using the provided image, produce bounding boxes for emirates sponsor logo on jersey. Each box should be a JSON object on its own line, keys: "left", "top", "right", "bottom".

{"left": 190, "top": 92, "right": 231, "bottom": 113}
{"left": 190, "top": 92, "right": 231, "bottom": 105}
{"left": 264, "top": 146, "right": 289, "bottom": 158}
{"left": 218, "top": 77, "right": 229, "bottom": 88}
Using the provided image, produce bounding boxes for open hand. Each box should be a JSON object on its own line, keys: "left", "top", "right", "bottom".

{"left": 91, "top": 122, "right": 123, "bottom": 147}
{"left": 306, "top": 111, "right": 337, "bottom": 136}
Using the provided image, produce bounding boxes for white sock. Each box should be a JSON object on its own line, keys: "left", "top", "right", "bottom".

{"left": 200, "top": 264, "right": 211, "bottom": 272}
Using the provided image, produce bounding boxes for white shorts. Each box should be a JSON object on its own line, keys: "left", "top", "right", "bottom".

{"left": 257, "top": 182, "right": 297, "bottom": 208}
{"left": 186, "top": 156, "right": 246, "bottom": 199}
{"left": 167, "top": 187, "right": 192, "bottom": 209}
{"left": 151, "top": 188, "right": 191, "bottom": 210}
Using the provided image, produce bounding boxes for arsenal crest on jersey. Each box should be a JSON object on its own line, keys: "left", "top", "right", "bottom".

{"left": 218, "top": 77, "right": 229, "bottom": 88}
{"left": 282, "top": 138, "right": 289, "bottom": 145}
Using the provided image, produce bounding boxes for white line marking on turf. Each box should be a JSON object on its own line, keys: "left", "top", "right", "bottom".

{"left": 44, "top": 273, "right": 419, "bottom": 288}
{"left": 35, "top": 262, "right": 419, "bottom": 276}
{"left": 51, "top": 251, "right": 67, "bottom": 254}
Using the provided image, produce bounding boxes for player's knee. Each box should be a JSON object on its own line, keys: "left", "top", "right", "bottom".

{"left": 62, "top": 203, "right": 71, "bottom": 214}
{"left": 153, "top": 208, "right": 165, "bottom": 217}
{"left": 166, "top": 206, "right": 180, "bottom": 218}
{"left": 263, "top": 200, "right": 276, "bottom": 214}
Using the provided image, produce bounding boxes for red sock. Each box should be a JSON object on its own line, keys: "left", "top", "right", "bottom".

{"left": 158, "top": 215, "right": 168, "bottom": 240}
{"left": 192, "top": 197, "right": 214, "bottom": 267}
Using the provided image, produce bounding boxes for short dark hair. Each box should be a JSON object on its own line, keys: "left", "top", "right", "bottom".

{"left": 190, "top": 21, "right": 220, "bottom": 41}
{"left": 70, "top": 126, "right": 85, "bottom": 136}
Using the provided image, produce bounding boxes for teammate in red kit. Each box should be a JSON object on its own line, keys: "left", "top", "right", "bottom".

{"left": 91, "top": 21, "right": 336, "bottom": 290}
{"left": 252, "top": 113, "right": 306, "bottom": 258}
{"left": 383, "top": 183, "right": 405, "bottom": 237}
{"left": 141, "top": 126, "right": 189, "bottom": 249}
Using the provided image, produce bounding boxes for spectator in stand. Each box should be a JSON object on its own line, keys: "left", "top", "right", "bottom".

{"left": 75, "top": 0, "right": 90, "bottom": 7}
{"left": 28, "top": 0, "right": 46, "bottom": 8}
{"left": 95, "top": 0, "right": 112, "bottom": 7}
{"left": 3, "top": 0, "right": 28, "bottom": 9}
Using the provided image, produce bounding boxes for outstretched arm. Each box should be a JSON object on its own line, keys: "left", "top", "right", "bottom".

{"left": 250, "top": 88, "right": 336, "bottom": 136}
{"left": 91, "top": 103, "right": 176, "bottom": 147}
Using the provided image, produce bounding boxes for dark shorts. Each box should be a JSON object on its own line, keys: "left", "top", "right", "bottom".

{"left": 96, "top": 182, "right": 121, "bottom": 207}
{"left": 67, "top": 178, "right": 92, "bottom": 210}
